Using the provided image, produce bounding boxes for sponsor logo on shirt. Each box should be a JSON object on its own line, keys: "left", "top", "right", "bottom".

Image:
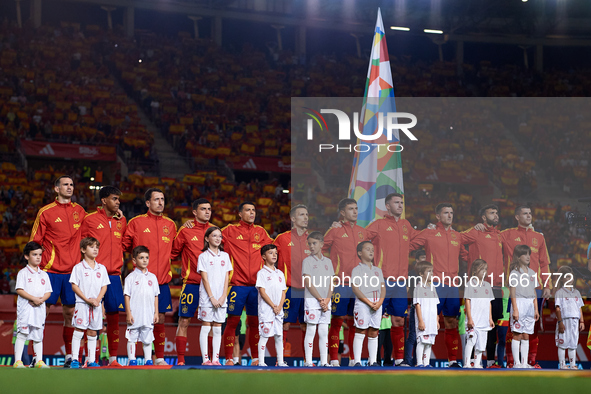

{"left": 144, "top": 228, "right": 151, "bottom": 233}
{"left": 237, "top": 235, "right": 244, "bottom": 240}
{"left": 55, "top": 217, "right": 62, "bottom": 223}
{"left": 97, "top": 224, "right": 105, "bottom": 229}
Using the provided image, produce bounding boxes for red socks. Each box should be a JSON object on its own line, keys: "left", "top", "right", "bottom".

{"left": 328, "top": 317, "right": 344, "bottom": 362}
{"left": 247, "top": 316, "right": 259, "bottom": 358}
{"left": 346, "top": 318, "right": 356, "bottom": 361}
{"left": 390, "top": 326, "right": 405, "bottom": 360}
{"left": 445, "top": 328, "right": 460, "bottom": 362}
{"left": 154, "top": 323, "right": 166, "bottom": 359}
{"left": 64, "top": 326, "right": 75, "bottom": 356}
{"left": 506, "top": 332, "right": 514, "bottom": 364}
{"left": 106, "top": 313, "right": 120, "bottom": 357}
{"left": 223, "top": 315, "right": 241, "bottom": 360}
{"left": 528, "top": 334, "right": 539, "bottom": 365}
{"left": 176, "top": 336, "right": 187, "bottom": 364}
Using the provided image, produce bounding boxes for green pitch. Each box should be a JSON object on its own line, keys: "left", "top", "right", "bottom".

{"left": 1, "top": 369, "right": 589, "bottom": 394}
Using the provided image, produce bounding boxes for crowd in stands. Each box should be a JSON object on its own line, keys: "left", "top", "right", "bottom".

{"left": 1, "top": 23, "right": 590, "bottom": 295}
{"left": 0, "top": 23, "right": 157, "bottom": 173}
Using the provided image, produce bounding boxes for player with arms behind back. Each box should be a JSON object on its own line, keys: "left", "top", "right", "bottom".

{"left": 554, "top": 266, "right": 584, "bottom": 369}
{"left": 69, "top": 237, "right": 110, "bottom": 368}
{"left": 256, "top": 244, "right": 288, "bottom": 367}
{"left": 124, "top": 246, "right": 159, "bottom": 366}
{"left": 197, "top": 227, "right": 232, "bottom": 366}
{"left": 13, "top": 242, "right": 52, "bottom": 368}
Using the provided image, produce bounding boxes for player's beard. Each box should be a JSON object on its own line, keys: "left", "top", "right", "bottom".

{"left": 486, "top": 218, "right": 498, "bottom": 227}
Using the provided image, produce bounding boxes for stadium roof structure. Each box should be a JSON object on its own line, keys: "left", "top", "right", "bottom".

{"left": 61, "top": 0, "right": 591, "bottom": 44}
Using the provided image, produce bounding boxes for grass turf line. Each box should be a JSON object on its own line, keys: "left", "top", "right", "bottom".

{"left": 1, "top": 370, "right": 589, "bottom": 394}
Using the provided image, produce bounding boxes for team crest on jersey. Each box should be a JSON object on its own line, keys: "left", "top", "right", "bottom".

{"left": 279, "top": 277, "right": 282, "bottom": 283}
{"left": 325, "top": 265, "right": 328, "bottom": 271}
{"left": 116, "top": 221, "right": 123, "bottom": 231}
{"left": 135, "top": 281, "right": 139, "bottom": 286}
{"left": 76, "top": 318, "right": 83, "bottom": 325}
{"left": 532, "top": 238, "right": 538, "bottom": 247}
{"left": 514, "top": 322, "right": 521, "bottom": 329}
{"left": 221, "top": 260, "right": 226, "bottom": 266}
{"left": 451, "top": 232, "right": 457, "bottom": 239}
{"left": 201, "top": 311, "right": 207, "bottom": 317}
{"left": 485, "top": 289, "right": 489, "bottom": 295}
{"left": 403, "top": 226, "right": 408, "bottom": 234}
{"left": 313, "top": 265, "right": 317, "bottom": 269}
{"left": 182, "top": 305, "right": 188, "bottom": 314}
{"left": 41, "top": 279, "right": 45, "bottom": 285}
{"left": 73, "top": 211, "right": 80, "bottom": 222}
{"left": 358, "top": 319, "right": 364, "bottom": 325}
{"left": 28, "top": 278, "right": 32, "bottom": 283}
{"left": 148, "top": 280, "right": 153, "bottom": 286}
{"left": 228, "top": 304, "right": 234, "bottom": 311}
{"left": 254, "top": 233, "right": 261, "bottom": 242}
{"left": 96, "top": 272, "right": 101, "bottom": 278}
{"left": 358, "top": 232, "right": 364, "bottom": 240}
{"left": 163, "top": 226, "right": 170, "bottom": 235}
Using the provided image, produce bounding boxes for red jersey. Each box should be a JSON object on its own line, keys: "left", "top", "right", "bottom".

{"left": 322, "top": 221, "right": 368, "bottom": 282}
{"left": 122, "top": 211, "right": 177, "bottom": 285}
{"left": 410, "top": 222, "right": 466, "bottom": 286}
{"left": 171, "top": 220, "right": 215, "bottom": 285}
{"left": 461, "top": 224, "right": 504, "bottom": 286}
{"left": 80, "top": 207, "right": 127, "bottom": 275}
{"left": 365, "top": 215, "right": 418, "bottom": 278}
{"left": 221, "top": 221, "right": 273, "bottom": 286}
{"left": 274, "top": 229, "right": 310, "bottom": 288}
{"left": 30, "top": 200, "right": 86, "bottom": 274}
{"left": 500, "top": 226, "right": 551, "bottom": 288}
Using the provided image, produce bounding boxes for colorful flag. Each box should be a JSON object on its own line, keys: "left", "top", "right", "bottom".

{"left": 348, "top": 8, "right": 404, "bottom": 227}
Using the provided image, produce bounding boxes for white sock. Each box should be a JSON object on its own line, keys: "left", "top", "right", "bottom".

{"left": 558, "top": 348, "right": 566, "bottom": 367}
{"left": 71, "top": 330, "right": 84, "bottom": 361}
{"left": 353, "top": 333, "right": 365, "bottom": 364}
{"left": 212, "top": 326, "right": 222, "bottom": 362}
{"left": 143, "top": 343, "right": 152, "bottom": 361}
{"left": 367, "top": 336, "right": 378, "bottom": 365}
{"left": 200, "top": 325, "right": 211, "bottom": 361}
{"left": 520, "top": 340, "right": 529, "bottom": 366}
{"left": 511, "top": 339, "right": 521, "bottom": 365}
{"left": 14, "top": 332, "right": 27, "bottom": 362}
{"left": 318, "top": 324, "right": 329, "bottom": 366}
{"left": 416, "top": 342, "right": 425, "bottom": 365}
{"left": 109, "top": 356, "right": 116, "bottom": 363}
{"left": 474, "top": 350, "right": 483, "bottom": 367}
{"left": 395, "top": 359, "right": 404, "bottom": 365}
{"left": 424, "top": 344, "right": 432, "bottom": 366}
{"left": 304, "top": 324, "right": 317, "bottom": 364}
{"left": 464, "top": 335, "right": 475, "bottom": 367}
{"left": 127, "top": 342, "right": 136, "bottom": 360}
{"left": 568, "top": 349, "right": 576, "bottom": 366}
{"left": 233, "top": 357, "right": 239, "bottom": 364}
{"left": 33, "top": 341, "right": 43, "bottom": 363}
{"left": 275, "top": 335, "right": 284, "bottom": 364}
{"left": 258, "top": 336, "right": 269, "bottom": 364}
{"left": 87, "top": 335, "right": 97, "bottom": 363}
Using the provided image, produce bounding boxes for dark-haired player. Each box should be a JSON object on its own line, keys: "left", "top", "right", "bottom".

{"left": 80, "top": 186, "right": 127, "bottom": 366}
{"left": 171, "top": 198, "right": 215, "bottom": 365}
{"left": 221, "top": 202, "right": 273, "bottom": 365}
{"left": 30, "top": 175, "right": 86, "bottom": 367}
{"left": 123, "top": 188, "right": 177, "bottom": 365}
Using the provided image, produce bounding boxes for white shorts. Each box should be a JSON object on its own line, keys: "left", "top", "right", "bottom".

{"left": 126, "top": 326, "right": 154, "bottom": 344}
{"left": 555, "top": 318, "right": 579, "bottom": 350}
{"left": 259, "top": 315, "right": 283, "bottom": 338}
{"left": 198, "top": 306, "right": 227, "bottom": 323}
{"left": 353, "top": 302, "right": 382, "bottom": 330}
{"left": 17, "top": 325, "right": 44, "bottom": 342}
{"left": 417, "top": 334, "right": 436, "bottom": 345}
{"left": 466, "top": 328, "right": 488, "bottom": 352}
{"left": 73, "top": 303, "right": 103, "bottom": 331}
{"left": 304, "top": 308, "right": 331, "bottom": 325}
{"left": 510, "top": 298, "right": 535, "bottom": 335}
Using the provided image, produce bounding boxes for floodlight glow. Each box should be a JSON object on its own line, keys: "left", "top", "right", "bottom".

{"left": 390, "top": 26, "right": 410, "bottom": 31}
{"left": 424, "top": 29, "right": 443, "bottom": 34}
